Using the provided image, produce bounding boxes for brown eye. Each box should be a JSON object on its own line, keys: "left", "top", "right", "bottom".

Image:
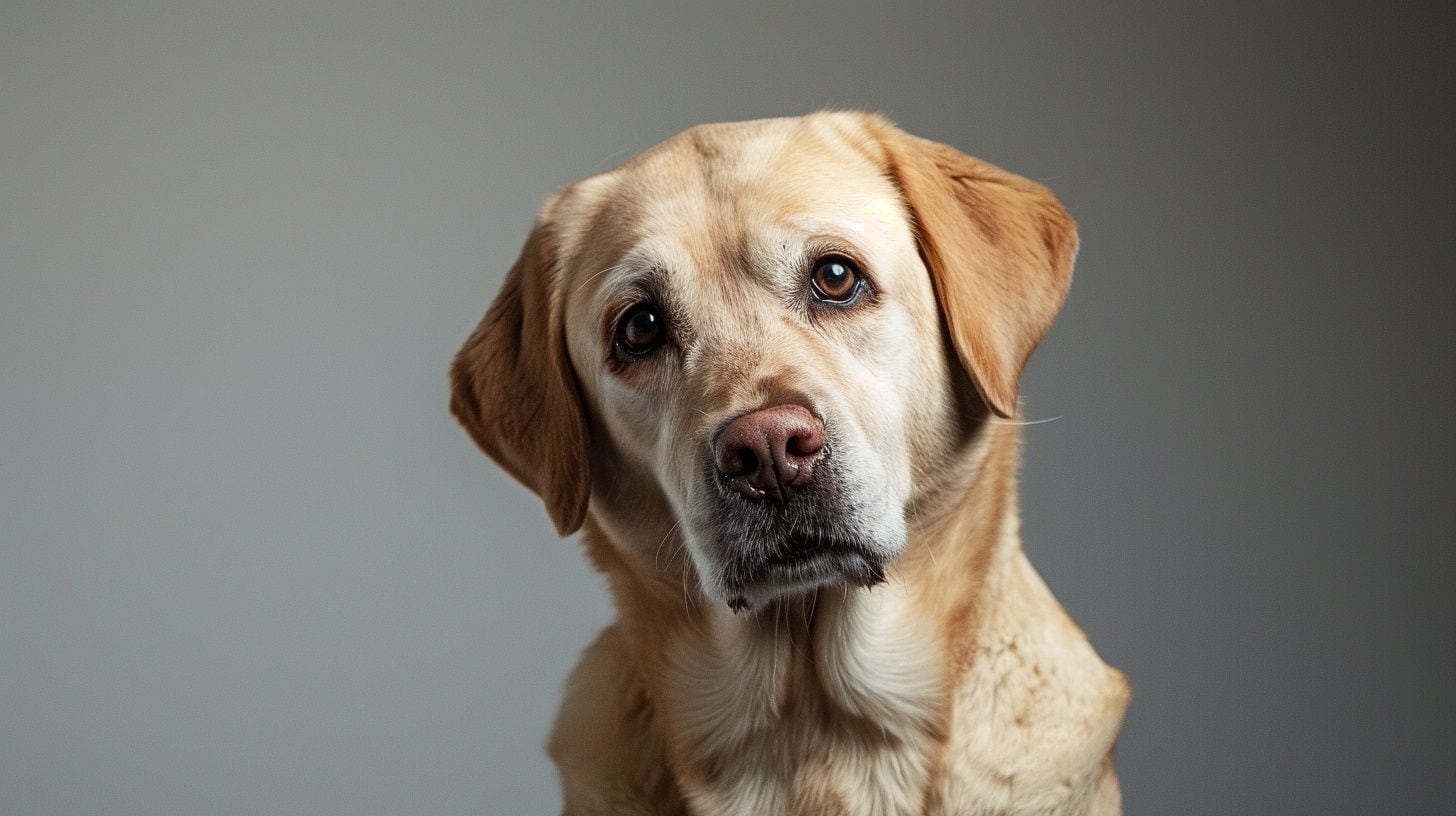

{"left": 810, "top": 257, "right": 861, "bottom": 303}
{"left": 616, "top": 303, "right": 666, "bottom": 357}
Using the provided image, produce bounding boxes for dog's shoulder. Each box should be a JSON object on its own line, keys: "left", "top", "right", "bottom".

{"left": 548, "top": 625, "right": 688, "bottom": 815}
{"left": 936, "top": 552, "right": 1130, "bottom": 814}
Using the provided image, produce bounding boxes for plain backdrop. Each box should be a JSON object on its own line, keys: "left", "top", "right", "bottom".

{"left": 2, "top": 2, "right": 1452, "bottom": 814}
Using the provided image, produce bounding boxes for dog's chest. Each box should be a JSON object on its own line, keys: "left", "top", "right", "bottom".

{"left": 655, "top": 578, "right": 1127, "bottom": 816}
{"left": 662, "top": 589, "right": 945, "bottom": 815}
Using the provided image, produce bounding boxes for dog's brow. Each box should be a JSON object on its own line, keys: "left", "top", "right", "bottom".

{"left": 574, "top": 259, "right": 632, "bottom": 296}
{"left": 595, "top": 260, "right": 669, "bottom": 306}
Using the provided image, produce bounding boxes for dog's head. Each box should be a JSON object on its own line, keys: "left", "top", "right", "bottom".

{"left": 451, "top": 113, "right": 1075, "bottom": 611}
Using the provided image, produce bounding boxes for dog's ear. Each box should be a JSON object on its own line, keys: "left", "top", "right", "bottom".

{"left": 872, "top": 120, "right": 1077, "bottom": 418}
{"left": 449, "top": 204, "right": 590, "bottom": 535}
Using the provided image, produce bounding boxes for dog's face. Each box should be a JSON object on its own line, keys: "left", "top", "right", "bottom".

{"left": 561, "top": 124, "right": 940, "bottom": 610}
{"left": 452, "top": 113, "right": 1076, "bottom": 611}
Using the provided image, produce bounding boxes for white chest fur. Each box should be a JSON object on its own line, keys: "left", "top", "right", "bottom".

{"left": 662, "top": 583, "right": 944, "bottom": 815}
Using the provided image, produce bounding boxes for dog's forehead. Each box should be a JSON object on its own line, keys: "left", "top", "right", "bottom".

{"left": 558, "top": 115, "right": 905, "bottom": 287}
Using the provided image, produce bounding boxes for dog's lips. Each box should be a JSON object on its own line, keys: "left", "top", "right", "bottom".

{"left": 722, "top": 538, "right": 887, "bottom": 611}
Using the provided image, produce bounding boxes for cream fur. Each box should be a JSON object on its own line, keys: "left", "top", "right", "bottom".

{"left": 451, "top": 112, "right": 1129, "bottom": 815}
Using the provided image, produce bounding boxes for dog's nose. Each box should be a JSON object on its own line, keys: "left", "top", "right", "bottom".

{"left": 714, "top": 405, "right": 825, "bottom": 500}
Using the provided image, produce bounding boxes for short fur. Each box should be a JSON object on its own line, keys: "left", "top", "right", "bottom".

{"left": 451, "top": 112, "right": 1128, "bottom": 815}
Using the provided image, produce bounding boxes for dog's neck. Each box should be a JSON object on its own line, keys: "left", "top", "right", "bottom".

{"left": 574, "top": 421, "right": 1125, "bottom": 813}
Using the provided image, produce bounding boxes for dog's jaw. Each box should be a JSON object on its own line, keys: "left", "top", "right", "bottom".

{"left": 721, "top": 545, "right": 889, "bottom": 614}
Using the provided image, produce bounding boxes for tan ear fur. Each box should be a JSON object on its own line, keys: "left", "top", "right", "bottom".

{"left": 872, "top": 121, "right": 1077, "bottom": 417}
{"left": 449, "top": 212, "right": 590, "bottom": 535}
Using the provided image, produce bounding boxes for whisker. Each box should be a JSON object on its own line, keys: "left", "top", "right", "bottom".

{"left": 773, "top": 603, "right": 782, "bottom": 689}
{"left": 653, "top": 518, "right": 685, "bottom": 571}
{"left": 924, "top": 538, "right": 942, "bottom": 571}
{"left": 595, "top": 145, "right": 634, "bottom": 167}
{"left": 573, "top": 261, "right": 631, "bottom": 296}
{"left": 681, "top": 561, "right": 700, "bottom": 617}
{"left": 986, "top": 415, "right": 1063, "bottom": 427}
{"left": 666, "top": 538, "right": 687, "bottom": 568}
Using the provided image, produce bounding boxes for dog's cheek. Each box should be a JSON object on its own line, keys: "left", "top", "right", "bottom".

{"left": 666, "top": 471, "right": 737, "bottom": 603}
{"left": 573, "top": 368, "right": 689, "bottom": 553}
{"left": 838, "top": 306, "right": 920, "bottom": 492}
{"left": 607, "top": 393, "right": 657, "bottom": 455}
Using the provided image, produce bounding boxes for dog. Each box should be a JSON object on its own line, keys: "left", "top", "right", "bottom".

{"left": 450, "top": 112, "right": 1129, "bottom": 815}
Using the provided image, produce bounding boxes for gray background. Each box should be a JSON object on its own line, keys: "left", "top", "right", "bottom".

{"left": 2, "top": 1, "right": 1452, "bottom": 814}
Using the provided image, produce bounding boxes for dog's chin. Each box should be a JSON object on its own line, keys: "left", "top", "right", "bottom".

{"left": 717, "top": 537, "right": 893, "bottom": 613}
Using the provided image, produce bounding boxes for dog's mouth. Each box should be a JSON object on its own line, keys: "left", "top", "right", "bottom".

{"left": 721, "top": 534, "right": 887, "bottom": 612}
{"left": 701, "top": 447, "right": 900, "bottom": 612}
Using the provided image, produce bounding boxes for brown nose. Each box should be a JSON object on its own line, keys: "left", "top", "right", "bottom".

{"left": 714, "top": 405, "right": 826, "bottom": 500}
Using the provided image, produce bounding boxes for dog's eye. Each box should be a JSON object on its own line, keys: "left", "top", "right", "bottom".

{"left": 809, "top": 257, "right": 861, "bottom": 303}
{"left": 616, "top": 303, "right": 667, "bottom": 357}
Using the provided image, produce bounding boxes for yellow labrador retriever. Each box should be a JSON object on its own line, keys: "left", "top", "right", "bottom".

{"left": 450, "top": 112, "right": 1129, "bottom": 815}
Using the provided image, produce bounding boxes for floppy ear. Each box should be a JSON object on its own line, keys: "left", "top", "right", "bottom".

{"left": 449, "top": 209, "right": 590, "bottom": 535}
{"left": 872, "top": 121, "right": 1077, "bottom": 418}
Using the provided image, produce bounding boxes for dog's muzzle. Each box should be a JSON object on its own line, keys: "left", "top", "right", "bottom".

{"left": 704, "top": 407, "right": 890, "bottom": 611}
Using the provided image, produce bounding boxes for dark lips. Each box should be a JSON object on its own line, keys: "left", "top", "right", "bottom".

{"left": 724, "top": 536, "right": 887, "bottom": 612}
